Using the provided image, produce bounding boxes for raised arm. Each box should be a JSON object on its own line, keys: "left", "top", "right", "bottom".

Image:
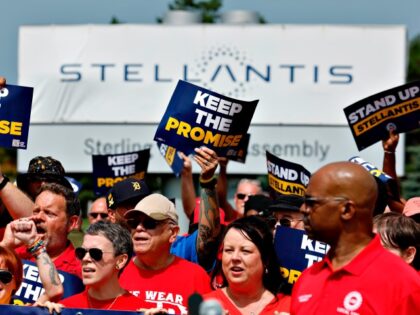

{"left": 193, "top": 147, "right": 221, "bottom": 269}
{"left": 11, "top": 218, "right": 64, "bottom": 302}
{"left": 382, "top": 129, "right": 399, "bottom": 180}
{"left": 216, "top": 158, "right": 236, "bottom": 221}
{"left": 0, "top": 171, "right": 35, "bottom": 219}
{"left": 179, "top": 152, "right": 197, "bottom": 221}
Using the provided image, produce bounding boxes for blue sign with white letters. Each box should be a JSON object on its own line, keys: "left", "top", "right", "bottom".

{"left": 0, "top": 84, "right": 33, "bottom": 149}
{"left": 13, "top": 260, "right": 84, "bottom": 305}
{"left": 154, "top": 80, "right": 257, "bottom": 159}
{"left": 274, "top": 226, "right": 328, "bottom": 285}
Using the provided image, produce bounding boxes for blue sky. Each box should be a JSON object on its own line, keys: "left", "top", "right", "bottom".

{"left": 2, "top": 0, "right": 420, "bottom": 82}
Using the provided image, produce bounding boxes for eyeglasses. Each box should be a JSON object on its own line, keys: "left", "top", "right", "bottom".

{"left": 89, "top": 213, "right": 109, "bottom": 219}
{"left": 265, "top": 216, "right": 303, "bottom": 228}
{"left": 278, "top": 218, "right": 303, "bottom": 227}
{"left": 126, "top": 216, "right": 164, "bottom": 230}
{"left": 304, "top": 196, "right": 349, "bottom": 208}
{"left": 0, "top": 270, "right": 13, "bottom": 284}
{"left": 236, "top": 193, "right": 254, "bottom": 200}
{"left": 75, "top": 247, "right": 113, "bottom": 261}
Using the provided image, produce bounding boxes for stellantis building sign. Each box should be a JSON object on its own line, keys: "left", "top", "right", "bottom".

{"left": 18, "top": 25, "right": 406, "bottom": 174}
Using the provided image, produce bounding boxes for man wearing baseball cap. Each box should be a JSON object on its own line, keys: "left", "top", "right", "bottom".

{"left": 106, "top": 178, "right": 150, "bottom": 225}
{"left": 119, "top": 193, "right": 211, "bottom": 314}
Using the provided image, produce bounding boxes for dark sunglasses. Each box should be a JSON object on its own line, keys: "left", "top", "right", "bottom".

{"left": 75, "top": 247, "right": 112, "bottom": 261}
{"left": 126, "top": 216, "right": 163, "bottom": 230}
{"left": 236, "top": 193, "right": 254, "bottom": 200}
{"left": 264, "top": 216, "right": 303, "bottom": 228}
{"left": 89, "top": 212, "right": 109, "bottom": 219}
{"left": 0, "top": 270, "right": 13, "bottom": 284}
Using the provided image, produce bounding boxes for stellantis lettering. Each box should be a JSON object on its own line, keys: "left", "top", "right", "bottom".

{"left": 60, "top": 63, "right": 353, "bottom": 84}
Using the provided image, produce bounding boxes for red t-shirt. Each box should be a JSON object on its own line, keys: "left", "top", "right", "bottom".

{"left": 60, "top": 289, "right": 145, "bottom": 311}
{"left": 291, "top": 235, "right": 420, "bottom": 315}
{"left": 16, "top": 241, "right": 81, "bottom": 278}
{"left": 204, "top": 289, "right": 291, "bottom": 315}
{"left": 120, "top": 256, "right": 211, "bottom": 315}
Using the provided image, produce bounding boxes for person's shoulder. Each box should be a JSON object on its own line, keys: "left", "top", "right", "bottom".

{"left": 375, "top": 248, "right": 420, "bottom": 282}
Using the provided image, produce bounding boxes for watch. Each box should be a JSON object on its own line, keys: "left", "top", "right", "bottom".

{"left": 0, "top": 175, "right": 9, "bottom": 191}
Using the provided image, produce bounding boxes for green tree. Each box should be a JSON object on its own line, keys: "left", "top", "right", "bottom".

{"left": 166, "top": 0, "right": 222, "bottom": 23}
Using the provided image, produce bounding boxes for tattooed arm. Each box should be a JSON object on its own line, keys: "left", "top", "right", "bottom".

{"left": 193, "top": 147, "right": 222, "bottom": 269}
{"left": 11, "top": 218, "right": 64, "bottom": 303}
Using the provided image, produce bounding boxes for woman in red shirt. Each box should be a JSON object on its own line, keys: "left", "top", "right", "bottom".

{"left": 205, "top": 216, "right": 291, "bottom": 315}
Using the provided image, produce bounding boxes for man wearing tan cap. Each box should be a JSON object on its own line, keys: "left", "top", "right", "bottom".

{"left": 119, "top": 193, "right": 211, "bottom": 314}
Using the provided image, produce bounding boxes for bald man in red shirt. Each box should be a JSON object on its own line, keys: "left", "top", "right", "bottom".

{"left": 291, "top": 162, "right": 420, "bottom": 315}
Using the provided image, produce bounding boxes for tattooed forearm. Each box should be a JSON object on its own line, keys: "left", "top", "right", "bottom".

{"left": 40, "top": 253, "right": 60, "bottom": 286}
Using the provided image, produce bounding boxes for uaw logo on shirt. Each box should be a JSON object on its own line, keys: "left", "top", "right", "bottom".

{"left": 337, "top": 291, "right": 363, "bottom": 315}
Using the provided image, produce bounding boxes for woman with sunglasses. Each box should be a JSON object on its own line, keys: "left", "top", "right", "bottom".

{"left": 41, "top": 220, "right": 145, "bottom": 313}
{"left": 206, "top": 216, "right": 290, "bottom": 315}
{"left": 0, "top": 246, "right": 22, "bottom": 304}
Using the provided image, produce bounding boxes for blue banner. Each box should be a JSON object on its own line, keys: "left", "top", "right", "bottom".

{"left": 343, "top": 80, "right": 420, "bottom": 151}
{"left": 0, "top": 84, "right": 33, "bottom": 149}
{"left": 92, "top": 149, "right": 150, "bottom": 196}
{"left": 13, "top": 260, "right": 84, "bottom": 305}
{"left": 154, "top": 80, "right": 257, "bottom": 159}
{"left": 274, "top": 226, "right": 329, "bottom": 284}
{"left": 266, "top": 151, "right": 311, "bottom": 198}
{"left": 0, "top": 305, "right": 141, "bottom": 315}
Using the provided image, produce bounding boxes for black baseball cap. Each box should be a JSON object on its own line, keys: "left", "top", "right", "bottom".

{"left": 106, "top": 178, "right": 150, "bottom": 210}
{"left": 17, "top": 156, "right": 73, "bottom": 193}
{"left": 269, "top": 194, "right": 304, "bottom": 212}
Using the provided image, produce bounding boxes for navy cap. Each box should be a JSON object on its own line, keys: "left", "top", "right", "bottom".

{"left": 269, "top": 194, "right": 304, "bottom": 212}
{"left": 107, "top": 178, "right": 150, "bottom": 210}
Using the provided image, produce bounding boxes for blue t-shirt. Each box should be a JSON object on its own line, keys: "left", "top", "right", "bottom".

{"left": 170, "top": 229, "right": 198, "bottom": 263}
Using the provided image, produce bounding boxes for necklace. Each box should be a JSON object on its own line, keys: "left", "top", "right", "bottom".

{"left": 87, "top": 292, "right": 124, "bottom": 310}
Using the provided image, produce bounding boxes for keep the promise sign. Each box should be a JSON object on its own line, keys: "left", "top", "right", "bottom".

{"left": 0, "top": 84, "right": 33, "bottom": 149}
{"left": 344, "top": 81, "right": 420, "bottom": 150}
{"left": 92, "top": 149, "right": 150, "bottom": 196}
{"left": 274, "top": 226, "right": 329, "bottom": 285}
{"left": 154, "top": 80, "right": 257, "bottom": 158}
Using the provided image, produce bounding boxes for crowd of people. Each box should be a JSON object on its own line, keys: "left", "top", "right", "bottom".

{"left": 0, "top": 76, "right": 420, "bottom": 314}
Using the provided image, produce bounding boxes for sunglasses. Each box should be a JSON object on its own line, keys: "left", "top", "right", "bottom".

{"left": 126, "top": 216, "right": 164, "bottom": 230}
{"left": 0, "top": 270, "right": 13, "bottom": 284}
{"left": 264, "top": 216, "right": 303, "bottom": 228}
{"left": 236, "top": 193, "right": 254, "bottom": 200}
{"left": 89, "top": 212, "right": 109, "bottom": 219}
{"left": 75, "top": 247, "right": 113, "bottom": 262}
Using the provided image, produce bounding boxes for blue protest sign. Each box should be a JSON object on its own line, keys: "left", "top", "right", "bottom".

{"left": 274, "top": 226, "right": 329, "bottom": 285}
{"left": 92, "top": 149, "right": 150, "bottom": 196}
{"left": 154, "top": 80, "right": 258, "bottom": 158}
{"left": 266, "top": 151, "right": 311, "bottom": 198}
{"left": 0, "top": 84, "right": 33, "bottom": 149}
{"left": 0, "top": 305, "right": 141, "bottom": 315}
{"left": 343, "top": 80, "right": 420, "bottom": 151}
{"left": 13, "top": 260, "right": 84, "bottom": 305}
{"left": 157, "top": 142, "right": 185, "bottom": 177}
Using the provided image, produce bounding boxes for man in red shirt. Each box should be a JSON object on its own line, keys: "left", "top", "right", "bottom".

{"left": 120, "top": 193, "right": 211, "bottom": 315}
{"left": 1, "top": 182, "right": 82, "bottom": 278}
{"left": 291, "top": 161, "right": 420, "bottom": 315}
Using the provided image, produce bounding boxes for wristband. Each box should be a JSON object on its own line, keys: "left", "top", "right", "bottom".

{"left": 384, "top": 151, "right": 395, "bottom": 154}
{"left": 0, "top": 175, "right": 9, "bottom": 191}
{"left": 199, "top": 175, "right": 217, "bottom": 189}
